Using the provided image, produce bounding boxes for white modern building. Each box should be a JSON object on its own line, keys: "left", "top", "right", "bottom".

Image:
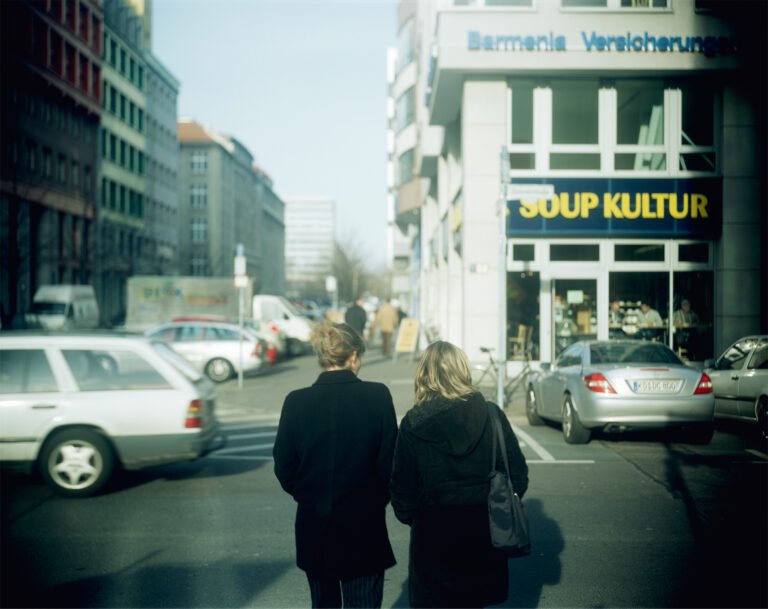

{"left": 391, "top": 0, "right": 766, "bottom": 366}
{"left": 284, "top": 197, "right": 336, "bottom": 298}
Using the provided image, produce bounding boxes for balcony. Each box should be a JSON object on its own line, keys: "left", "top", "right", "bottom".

{"left": 395, "top": 178, "right": 422, "bottom": 231}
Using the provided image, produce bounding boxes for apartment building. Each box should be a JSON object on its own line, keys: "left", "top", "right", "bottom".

{"left": 284, "top": 197, "right": 336, "bottom": 299}
{"left": 392, "top": 0, "right": 766, "bottom": 365}
{"left": 0, "top": 0, "right": 103, "bottom": 325}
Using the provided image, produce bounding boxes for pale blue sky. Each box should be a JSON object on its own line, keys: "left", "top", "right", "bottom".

{"left": 153, "top": 0, "right": 396, "bottom": 268}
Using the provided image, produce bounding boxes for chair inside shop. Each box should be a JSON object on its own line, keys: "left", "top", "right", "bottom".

{"left": 509, "top": 324, "right": 533, "bottom": 361}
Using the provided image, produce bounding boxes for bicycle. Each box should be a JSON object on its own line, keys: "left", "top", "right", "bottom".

{"left": 471, "top": 346, "right": 533, "bottom": 408}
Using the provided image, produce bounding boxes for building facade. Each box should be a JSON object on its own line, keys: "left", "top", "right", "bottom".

{"left": 395, "top": 0, "right": 766, "bottom": 365}
{"left": 98, "top": 0, "right": 148, "bottom": 323}
{"left": 140, "top": 52, "right": 180, "bottom": 276}
{"left": 283, "top": 197, "right": 336, "bottom": 299}
{"left": 1, "top": 0, "right": 104, "bottom": 325}
{"left": 178, "top": 120, "right": 285, "bottom": 292}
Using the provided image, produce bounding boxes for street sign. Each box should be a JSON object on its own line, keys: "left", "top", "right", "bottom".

{"left": 506, "top": 183, "right": 555, "bottom": 201}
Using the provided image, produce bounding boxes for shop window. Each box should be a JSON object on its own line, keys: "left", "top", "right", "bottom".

{"left": 562, "top": 0, "right": 607, "bottom": 6}
{"left": 550, "top": 153, "right": 600, "bottom": 170}
{"left": 510, "top": 82, "right": 533, "bottom": 144}
{"left": 508, "top": 272, "right": 540, "bottom": 360}
{"left": 552, "top": 81, "right": 598, "bottom": 144}
{"left": 609, "top": 272, "right": 669, "bottom": 344}
{"left": 513, "top": 244, "right": 534, "bottom": 261}
{"left": 672, "top": 271, "right": 713, "bottom": 360}
{"left": 681, "top": 82, "right": 714, "bottom": 147}
{"left": 679, "top": 242, "right": 709, "bottom": 263}
{"left": 615, "top": 153, "right": 666, "bottom": 171}
{"left": 509, "top": 153, "right": 535, "bottom": 169}
{"left": 614, "top": 243, "right": 664, "bottom": 262}
{"left": 680, "top": 153, "right": 715, "bottom": 172}
{"left": 550, "top": 244, "right": 599, "bottom": 261}
{"left": 553, "top": 279, "right": 596, "bottom": 356}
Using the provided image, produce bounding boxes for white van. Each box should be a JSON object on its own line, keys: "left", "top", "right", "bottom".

{"left": 252, "top": 295, "right": 314, "bottom": 357}
{"left": 27, "top": 285, "right": 100, "bottom": 330}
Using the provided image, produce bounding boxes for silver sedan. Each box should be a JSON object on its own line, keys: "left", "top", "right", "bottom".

{"left": 526, "top": 341, "right": 715, "bottom": 444}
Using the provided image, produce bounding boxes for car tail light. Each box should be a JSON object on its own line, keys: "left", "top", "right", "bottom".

{"left": 694, "top": 372, "right": 713, "bottom": 394}
{"left": 185, "top": 399, "right": 204, "bottom": 429}
{"left": 251, "top": 341, "right": 264, "bottom": 358}
{"left": 267, "top": 346, "right": 278, "bottom": 364}
{"left": 268, "top": 321, "right": 280, "bottom": 334}
{"left": 584, "top": 373, "right": 616, "bottom": 394}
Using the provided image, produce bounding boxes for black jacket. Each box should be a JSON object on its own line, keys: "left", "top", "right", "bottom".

{"left": 273, "top": 370, "right": 398, "bottom": 579}
{"left": 344, "top": 304, "right": 367, "bottom": 336}
{"left": 390, "top": 392, "right": 528, "bottom": 608}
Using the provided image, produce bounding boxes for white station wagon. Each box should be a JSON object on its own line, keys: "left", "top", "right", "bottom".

{"left": 0, "top": 332, "right": 224, "bottom": 497}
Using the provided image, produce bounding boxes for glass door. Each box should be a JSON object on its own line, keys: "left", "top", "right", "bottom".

{"left": 553, "top": 279, "right": 598, "bottom": 357}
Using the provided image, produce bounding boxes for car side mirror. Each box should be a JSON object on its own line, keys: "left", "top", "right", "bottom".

{"left": 540, "top": 362, "right": 551, "bottom": 372}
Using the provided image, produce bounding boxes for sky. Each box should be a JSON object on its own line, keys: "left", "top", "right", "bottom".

{"left": 152, "top": 0, "right": 397, "bottom": 268}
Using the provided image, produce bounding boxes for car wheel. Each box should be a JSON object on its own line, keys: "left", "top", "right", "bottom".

{"left": 526, "top": 385, "right": 544, "bottom": 426}
{"left": 287, "top": 339, "right": 304, "bottom": 358}
{"left": 205, "top": 357, "right": 234, "bottom": 383}
{"left": 39, "top": 429, "right": 114, "bottom": 497}
{"left": 562, "top": 396, "right": 591, "bottom": 444}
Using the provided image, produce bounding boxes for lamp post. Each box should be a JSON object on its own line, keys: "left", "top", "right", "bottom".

{"left": 234, "top": 244, "right": 247, "bottom": 389}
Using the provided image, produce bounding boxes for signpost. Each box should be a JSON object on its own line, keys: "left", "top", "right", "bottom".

{"left": 394, "top": 318, "right": 420, "bottom": 361}
{"left": 234, "top": 244, "right": 246, "bottom": 390}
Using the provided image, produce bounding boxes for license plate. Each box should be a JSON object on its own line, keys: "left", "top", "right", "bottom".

{"left": 629, "top": 379, "right": 682, "bottom": 394}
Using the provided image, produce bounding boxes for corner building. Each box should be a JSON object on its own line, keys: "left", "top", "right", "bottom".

{"left": 397, "top": 0, "right": 766, "bottom": 366}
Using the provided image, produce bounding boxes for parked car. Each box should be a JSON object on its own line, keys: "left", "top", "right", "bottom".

{"left": 705, "top": 335, "right": 768, "bottom": 443}
{"left": 170, "top": 316, "right": 286, "bottom": 364}
{"left": 526, "top": 340, "right": 715, "bottom": 444}
{"left": 24, "top": 284, "right": 100, "bottom": 330}
{"left": 146, "top": 321, "right": 267, "bottom": 383}
{"left": 0, "top": 332, "right": 223, "bottom": 497}
{"left": 252, "top": 295, "right": 315, "bottom": 357}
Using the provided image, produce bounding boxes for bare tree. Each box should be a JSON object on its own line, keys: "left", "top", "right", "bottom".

{"left": 332, "top": 235, "right": 390, "bottom": 304}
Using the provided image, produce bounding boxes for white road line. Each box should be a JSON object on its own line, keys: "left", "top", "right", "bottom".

{"left": 212, "top": 443, "right": 274, "bottom": 455}
{"left": 227, "top": 432, "right": 277, "bottom": 441}
{"left": 746, "top": 449, "right": 768, "bottom": 460}
{"left": 527, "top": 460, "right": 595, "bottom": 464}
{"left": 209, "top": 454, "right": 274, "bottom": 461}
{"left": 511, "top": 424, "right": 556, "bottom": 462}
{"left": 222, "top": 423, "right": 278, "bottom": 432}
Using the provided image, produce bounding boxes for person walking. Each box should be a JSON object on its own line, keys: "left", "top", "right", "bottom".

{"left": 344, "top": 297, "right": 367, "bottom": 338}
{"left": 390, "top": 341, "right": 529, "bottom": 608}
{"left": 273, "top": 321, "right": 398, "bottom": 608}
{"left": 375, "top": 299, "right": 399, "bottom": 357}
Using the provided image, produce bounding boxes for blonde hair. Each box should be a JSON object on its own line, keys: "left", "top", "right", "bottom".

{"left": 310, "top": 321, "right": 366, "bottom": 369}
{"left": 414, "top": 341, "right": 477, "bottom": 405}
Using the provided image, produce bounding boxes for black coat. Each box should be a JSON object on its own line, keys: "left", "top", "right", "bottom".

{"left": 344, "top": 304, "right": 367, "bottom": 336}
{"left": 273, "top": 370, "right": 398, "bottom": 579}
{"left": 390, "top": 392, "right": 529, "bottom": 608}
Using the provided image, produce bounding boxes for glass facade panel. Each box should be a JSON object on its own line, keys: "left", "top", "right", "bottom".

{"left": 615, "top": 153, "right": 666, "bottom": 171}
{"left": 681, "top": 81, "right": 714, "bottom": 146}
{"left": 679, "top": 243, "right": 709, "bottom": 263}
{"left": 679, "top": 153, "right": 716, "bottom": 172}
{"left": 553, "top": 279, "right": 597, "bottom": 356}
{"left": 550, "top": 244, "right": 599, "bottom": 261}
{"left": 562, "top": 0, "right": 606, "bottom": 6}
{"left": 672, "top": 271, "right": 713, "bottom": 360}
{"left": 396, "top": 19, "right": 414, "bottom": 72}
{"left": 510, "top": 82, "right": 533, "bottom": 144}
{"left": 507, "top": 271, "right": 540, "bottom": 360}
{"left": 609, "top": 272, "right": 669, "bottom": 344}
{"left": 513, "top": 244, "right": 534, "bottom": 261}
{"left": 550, "top": 153, "right": 600, "bottom": 169}
{"left": 552, "top": 81, "right": 598, "bottom": 144}
{"left": 509, "top": 153, "right": 535, "bottom": 169}
{"left": 617, "top": 81, "right": 664, "bottom": 145}
{"left": 615, "top": 243, "right": 664, "bottom": 262}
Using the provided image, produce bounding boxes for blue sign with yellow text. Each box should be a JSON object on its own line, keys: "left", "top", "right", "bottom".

{"left": 506, "top": 178, "right": 721, "bottom": 238}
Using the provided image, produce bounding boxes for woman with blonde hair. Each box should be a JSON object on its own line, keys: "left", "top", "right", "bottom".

{"left": 274, "top": 321, "right": 398, "bottom": 608}
{"left": 391, "top": 340, "right": 529, "bottom": 608}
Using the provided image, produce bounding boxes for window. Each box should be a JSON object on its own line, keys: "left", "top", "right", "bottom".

{"left": 510, "top": 82, "right": 534, "bottom": 145}
{"left": 396, "top": 18, "right": 414, "bottom": 72}
{"left": 615, "top": 243, "right": 664, "bottom": 262}
{"left": 552, "top": 81, "right": 598, "bottom": 145}
{"left": 0, "top": 350, "right": 58, "bottom": 393}
{"left": 191, "top": 219, "right": 207, "bottom": 243}
{"left": 616, "top": 80, "right": 665, "bottom": 171}
{"left": 397, "top": 149, "right": 414, "bottom": 185}
{"left": 57, "top": 154, "right": 67, "bottom": 183}
{"left": 25, "top": 141, "right": 37, "bottom": 173}
{"left": 513, "top": 244, "right": 534, "bottom": 261}
{"left": 190, "top": 184, "right": 208, "bottom": 208}
{"left": 550, "top": 244, "right": 599, "bottom": 261}
{"left": 71, "top": 161, "right": 79, "bottom": 187}
{"left": 395, "top": 87, "right": 415, "bottom": 132}
{"left": 190, "top": 151, "right": 207, "bottom": 174}
{"left": 191, "top": 257, "right": 208, "bottom": 276}
{"left": 43, "top": 148, "right": 52, "bottom": 177}
{"left": 680, "top": 80, "right": 716, "bottom": 171}
{"left": 62, "top": 350, "right": 171, "bottom": 391}
{"left": 679, "top": 243, "right": 709, "bottom": 263}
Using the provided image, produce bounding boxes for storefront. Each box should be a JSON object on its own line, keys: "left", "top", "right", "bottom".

{"left": 506, "top": 177, "right": 719, "bottom": 362}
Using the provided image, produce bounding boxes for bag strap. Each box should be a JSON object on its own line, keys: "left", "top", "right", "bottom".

{"left": 486, "top": 401, "right": 515, "bottom": 492}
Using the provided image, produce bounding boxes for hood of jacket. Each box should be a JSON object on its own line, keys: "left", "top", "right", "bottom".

{"left": 406, "top": 392, "right": 489, "bottom": 457}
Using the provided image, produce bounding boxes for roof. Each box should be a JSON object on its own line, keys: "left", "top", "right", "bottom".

{"left": 177, "top": 119, "right": 215, "bottom": 143}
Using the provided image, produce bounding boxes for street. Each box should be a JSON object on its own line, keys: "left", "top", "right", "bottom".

{"left": 2, "top": 350, "right": 767, "bottom": 608}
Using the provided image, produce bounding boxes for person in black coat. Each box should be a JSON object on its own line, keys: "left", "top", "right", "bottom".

{"left": 273, "top": 321, "right": 398, "bottom": 608}
{"left": 390, "top": 340, "right": 529, "bottom": 608}
{"left": 344, "top": 297, "right": 368, "bottom": 338}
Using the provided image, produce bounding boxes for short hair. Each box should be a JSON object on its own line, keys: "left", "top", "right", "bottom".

{"left": 414, "top": 341, "right": 477, "bottom": 405}
{"left": 681, "top": 299, "right": 691, "bottom": 306}
{"left": 310, "top": 321, "right": 366, "bottom": 369}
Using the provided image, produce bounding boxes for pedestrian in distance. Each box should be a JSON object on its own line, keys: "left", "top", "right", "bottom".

{"left": 390, "top": 340, "right": 529, "bottom": 608}
{"left": 273, "top": 321, "right": 398, "bottom": 609}
{"left": 375, "top": 298, "right": 399, "bottom": 357}
{"left": 344, "top": 297, "right": 367, "bottom": 338}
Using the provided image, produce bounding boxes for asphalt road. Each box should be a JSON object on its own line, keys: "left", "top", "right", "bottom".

{"left": 2, "top": 350, "right": 767, "bottom": 608}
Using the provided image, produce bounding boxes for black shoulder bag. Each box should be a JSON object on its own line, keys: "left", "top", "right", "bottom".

{"left": 487, "top": 401, "right": 531, "bottom": 557}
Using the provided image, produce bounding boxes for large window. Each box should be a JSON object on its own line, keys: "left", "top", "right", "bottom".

{"left": 396, "top": 18, "right": 414, "bottom": 72}
{"left": 395, "top": 87, "right": 415, "bottom": 133}
{"left": 397, "top": 149, "right": 414, "bottom": 186}
{"left": 191, "top": 219, "right": 207, "bottom": 243}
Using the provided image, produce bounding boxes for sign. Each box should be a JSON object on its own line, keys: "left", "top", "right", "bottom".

{"left": 325, "top": 276, "right": 337, "bottom": 293}
{"left": 507, "top": 183, "right": 554, "bottom": 201}
{"left": 395, "top": 318, "right": 420, "bottom": 355}
{"left": 506, "top": 177, "right": 721, "bottom": 238}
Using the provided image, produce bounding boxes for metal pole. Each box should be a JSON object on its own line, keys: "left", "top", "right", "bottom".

{"left": 498, "top": 146, "right": 509, "bottom": 407}
{"left": 238, "top": 284, "right": 244, "bottom": 389}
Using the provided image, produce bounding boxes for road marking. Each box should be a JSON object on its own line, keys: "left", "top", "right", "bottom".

{"left": 527, "top": 459, "right": 595, "bottom": 464}
{"left": 511, "top": 424, "right": 556, "bottom": 461}
{"left": 209, "top": 454, "right": 273, "bottom": 461}
{"left": 226, "top": 431, "right": 277, "bottom": 441}
{"left": 745, "top": 448, "right": 768, "bottom": 460}
{"left": 212, "top": 443, "right": 274, "bottom": 455}
{"left": 223, "top": 423, "right": 278, "bottom": 432}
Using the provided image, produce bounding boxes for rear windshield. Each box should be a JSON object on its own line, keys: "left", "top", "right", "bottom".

{"left": 31, "top": 302, "right": 66, "bottom": 315}
{"left": 152, "top": 341, "right": 203, "bottom": 381}
{"left": 590, "top": 343, "right": 683, "bottom": 365}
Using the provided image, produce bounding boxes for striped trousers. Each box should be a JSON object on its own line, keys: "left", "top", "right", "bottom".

{"left": 307, "top": 572, "right": 384, "bottom": 608}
